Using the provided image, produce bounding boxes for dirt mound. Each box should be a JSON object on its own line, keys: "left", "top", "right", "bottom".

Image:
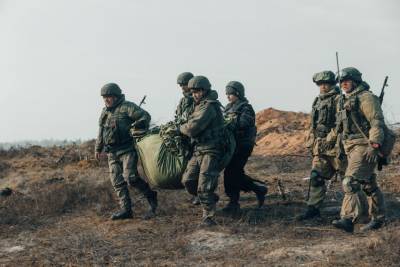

{"left": 254, "top": 108, "right": 310, "bottom": 156}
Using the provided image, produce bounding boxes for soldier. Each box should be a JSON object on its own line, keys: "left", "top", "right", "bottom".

{"left": 179, "top": 76, "right": 224, "bottom": 227}
{"left": 175, "top": 72, "right": 195, "bottom": 123}
{"left": 175, "top": 72, "right": 200, "bottom": 206}
{"left": 332, "top": 67, "right": 386, "bottom": 233}
{"left": 95, "top": 83, "right": 158, "bottom": 220}
{"left": 297, "top": 71, "right": 345, "bottom": 221}
{"left": 223, "top": 81, "right": 267, "bottom": 213}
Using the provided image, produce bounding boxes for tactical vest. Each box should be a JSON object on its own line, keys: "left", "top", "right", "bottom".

{"left": 100, "top": 101, "right": 134, "bottom": 152}
{"left": 337, "top": 90, "right": 371, "bottom": 140}
{"left": 311, "top": 90, "right": 339, "bottom": 138}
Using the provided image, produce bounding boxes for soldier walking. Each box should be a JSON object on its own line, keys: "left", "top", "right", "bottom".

{"left": 332, "top": 67, "right": 386, "bottom": 233}
{"left": 179, "top": 76, "right": 224, "bottom": 227}
{"left": 95, "top": 83, "right": 158, "bottom": 220}
{"left": 223, "top": 81, "right": 267, "bottom": 213}
{"left": 297, "top": 71, "right": 346, "bottom": 221}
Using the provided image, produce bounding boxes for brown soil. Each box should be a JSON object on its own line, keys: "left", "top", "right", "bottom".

{"left": 1, "top": 109, "right": 399, "bottom": 266}
{"left": 254, "top": 108, "right": 310, "bottom": 156}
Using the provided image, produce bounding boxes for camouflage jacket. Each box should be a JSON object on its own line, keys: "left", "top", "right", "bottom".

{"left": 179, "top": 90, "right": 224, "bottom": 154}
{"left": 306, "top": 87, "right": 341, "bottom": 156}
{"left": 336, "top": 82, "right": 385, "bottom": 151}
{"left": 95, "top": 95, "right": 151, "bottom": 154}
{"left": 175, "top": 93, "right": 194, "bottom": 124}
{"left": 224, "top": 98, "right": 257, "bottom": 147}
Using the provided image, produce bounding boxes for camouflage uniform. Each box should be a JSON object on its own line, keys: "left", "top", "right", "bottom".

{"left": 306, "top": 84, "right": 346, "bottom": 208}
{"left": 175, "top": 72, "right": 195, "bottom": 123}
{"left": 296, "top": 71, "right": 346, "bottom": 221}
{"left": 223, "top": 81, "right": 267, "bottom": 211}
{"left": 180, "top": 76, "right": 224, "bottom": 223}
{"left": 332, "top": 67, "right": 386, "bottom": 232}
{"left": 95, "top": 83, "right": 157, "bottom": 219}
{"left": 337, "top": 82, "right": 386, "bottom": 222}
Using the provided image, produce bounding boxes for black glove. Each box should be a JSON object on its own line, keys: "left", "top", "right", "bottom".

{"left": 365, "top": 145, "right": 379, "bottom": 164}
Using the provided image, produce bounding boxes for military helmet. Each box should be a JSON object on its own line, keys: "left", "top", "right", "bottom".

{"left": 226, "top": 81, "right": 245, "bottom": 98}
{"left": 339, "top": 67, "right": 362, "bottom": 83}
{"left": 101, "top": 83, "right": 122, "bottom": 96}
{"left": 188, "top": 76, "right": 211, "bottom": 91}
{"left": 312, "top": 71, "right": 336, "bottom": 85}
{"left": 177, "top": 72, "right": 194, "bottom": 85}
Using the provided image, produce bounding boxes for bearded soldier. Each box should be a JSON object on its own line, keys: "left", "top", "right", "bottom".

{"left": 95, "top": 83, "right": 158, "bottom": 220}
{"left": 223, "top": 81, "right": 267, "bottom": 213}
{"left": 332, "top": 67, "right": 386, "bottom": 233}
{"left": 179, "top": 76, "right": 224, "bottom": 227}
{"left": 297, "top": 71, "right": 346, "bottom": 221}
{"left": 175, "top": 72, "right": 195, "bottom": 123}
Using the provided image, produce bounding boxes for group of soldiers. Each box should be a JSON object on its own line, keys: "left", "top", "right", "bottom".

{"left": 95, "top": 67, "right": 389, "bottom": 231}
{"left": 95, "top": 73, "right": 267, "bottom": 227}
{"left": 298, "top": 67, "right": 387, "bottom": 233}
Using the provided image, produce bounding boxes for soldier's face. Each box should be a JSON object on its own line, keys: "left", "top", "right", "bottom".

{"left": 341, "top": 80, "right": 354, "bottom": 94}
{"left": 103, "top": 95, "right": 117, "bottom": 108}
{"left": 192, "top": 90, "right": 205, "bottom": 103}
{"left": 318, "top": 83, "right": 331, "bottom": 94}
{"left": 227, "top": 94, "right": 239, "bottom": 103}
{"left": 180, "top": 85, "right": 190, "bottom": 94}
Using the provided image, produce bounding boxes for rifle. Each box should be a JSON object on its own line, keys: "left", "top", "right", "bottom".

{"left": 139, "top": 95, "right": 147, "bottom": 107}
{"left": 336, "top": 52, "right": 344, "bottom": 110}
{"left": 379, "top": 76, "right": 389, "bottom": 105}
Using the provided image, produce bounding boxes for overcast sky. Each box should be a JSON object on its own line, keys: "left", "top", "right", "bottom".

{"left": 0, "top": 0, "right": 399, "bottom": 142}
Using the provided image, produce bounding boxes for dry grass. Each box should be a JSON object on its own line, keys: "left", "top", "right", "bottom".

{"left": 1, "top": 139, "right": 400, "bottom": 266}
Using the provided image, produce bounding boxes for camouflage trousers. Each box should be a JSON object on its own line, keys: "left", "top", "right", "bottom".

{"left": 182, "top": 152, "right": 220, "bottom": 220}
{"left": 307, "top": 155, "right": 346, "bottom": 208}
{"left": 340, "top": 144, "right": 385, "bottom": 223}
{"left": 108, "top": 150, "right": 153, "bottom": 210}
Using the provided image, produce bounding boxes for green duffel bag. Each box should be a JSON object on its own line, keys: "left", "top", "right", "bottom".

{"left": 135, "top": 133, "right": 187, "bottom": 189}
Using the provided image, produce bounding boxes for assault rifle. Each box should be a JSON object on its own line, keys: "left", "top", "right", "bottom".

{"left": 379, "top": 76, "right": 389, "bottom": 105}
{"left": 139, "top": 95, "right": 147, "bottom": 107}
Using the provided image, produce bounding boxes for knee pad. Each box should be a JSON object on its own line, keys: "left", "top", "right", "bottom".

{"left": 310, "top": 170, "right": 325, "bottom": 187}
{"left": 342, "top": 176, "right": 361, "bottom": 194}
{"left": 362, "top": 176, "right": 379, "bottom": 196}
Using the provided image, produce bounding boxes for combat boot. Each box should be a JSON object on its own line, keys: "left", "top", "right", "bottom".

{"left": 296, "top": 206, "right": 320, "bottom": 221}
{"left": 332, "top": 218, "right": 354, "bottom": 233}
{"left": 360, "top": 220, "right": 383, "bottom": 232}
{"left": 143, "top": 190, "right": 158, "bottom": 220}
{"left": 191, "top": 196, "right": 201, "bottom": 205}
{"left": 111, "top": 208, "right": 133, "bottom": 220}
{"left": 200, "top": 217, "right": 217, "bottom": 227}
{"left": 222, "top": 201, "right": 241, "bottom": 214}
{"left": 252, "top": 182, "right": 267, "bottom": 208}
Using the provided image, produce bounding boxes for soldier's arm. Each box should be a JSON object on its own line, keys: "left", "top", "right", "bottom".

{"left": 237, "top": 105, "right": 255, "bottom": 130}
{"left": 359, "top": 93, "right": 385, "bottom": 145}
{"left": 95, "top": 110, "right": 106, "bottom": 152}
{"left": 127, "top": 103, "right": 151, "bottom": 130}
{"left": 180, "top": 103, "right": 216, "bottom": 137}
{"left": 175, "top": 98, "right": 184, "bottom": 119}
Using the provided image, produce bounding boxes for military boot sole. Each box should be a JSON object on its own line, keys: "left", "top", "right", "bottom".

{"left": 360, "top": 221, "right": 383, "bottom": 232}
{"left": 332, "top": 219, "right": 354, "bottom": 233}
{"left": 111, "top": 213, "right": 133, "bottom": 221}
{"left": 200, "top": 218, "right": 217, "bottom": 227}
